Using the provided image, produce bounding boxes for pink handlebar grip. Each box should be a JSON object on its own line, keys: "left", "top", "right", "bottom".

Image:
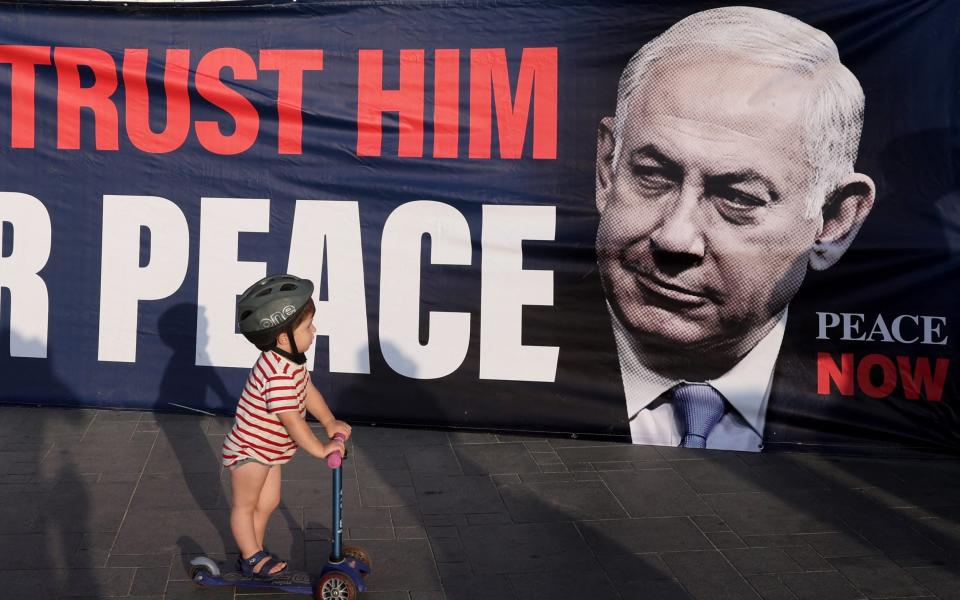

{"left": 326, "top": 433, "right": 346, "bottom": 469}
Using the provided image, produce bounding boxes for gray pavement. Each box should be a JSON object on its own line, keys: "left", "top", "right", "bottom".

{"left": 0, "top": 405, "right": 958, "bottom": 599}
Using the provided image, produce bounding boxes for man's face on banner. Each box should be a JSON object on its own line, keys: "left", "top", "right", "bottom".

{"left": 596, "top": 57, "right": 823, "bottom": 357}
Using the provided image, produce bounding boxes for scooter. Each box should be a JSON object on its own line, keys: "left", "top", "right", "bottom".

{"left": 190, "top": 434, "right": 371, "bottom": 599}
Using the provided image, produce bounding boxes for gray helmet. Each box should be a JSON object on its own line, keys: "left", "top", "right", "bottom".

{"left": 237, "top": 274, "right": 315, "bottom": 350}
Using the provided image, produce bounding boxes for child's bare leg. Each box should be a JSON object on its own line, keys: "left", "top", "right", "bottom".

{"left": 254, "top": 465, "right": 283, "bottom": 558}
{"left": 230, "top": 462, "right": 284, "bottom": 575}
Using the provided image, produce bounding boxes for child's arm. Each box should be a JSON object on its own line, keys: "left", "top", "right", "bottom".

{"left": 304, "top": 377, "right": 352, "bottom": 441}
{"left": 277, "top": 410, "right": 345, "bottom": 459}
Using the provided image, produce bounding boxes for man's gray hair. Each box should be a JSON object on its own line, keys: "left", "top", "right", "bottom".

{"left": 613, "top": 6, "right": 865, "bottom": 216}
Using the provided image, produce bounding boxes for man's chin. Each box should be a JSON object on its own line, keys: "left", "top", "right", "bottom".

{"left": 615, "top": 304, "right": 716, "bottom": 353}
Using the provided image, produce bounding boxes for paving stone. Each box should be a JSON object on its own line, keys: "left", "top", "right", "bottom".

{"left": 588, "top": 548, "right": 677, "bottom": 585}
{"left": 723, "top": 548, "right": 804, "bottom": 575}
{"left": 354, "top": 445, "right": 412, "bottom": 471}
{"left": 129, "top": 566, "right": 169, "bottom": 595}
{"left": 446, "top": 430, "right": 499, "bottom": 445}
{"left": 142, "top": 437, "right": 222, "bottom": 475}
{"left": 442, "top": 572, "right": 516, "bottom": 600}
{"left": 600, "top": 470, "right": 713, "bottom": 517}
{"left": 57, "top": 567, "right": 138, "bottom": 597}
{"left": 164, "top": 579, "right": 234, "bottom": 599}
{"left": 517, "top": 472, "right": 574, "bottom": 483}
{"left": 359, "top": 468, "right": 413, "bottom": 488}
{"left": 389, "top": 506, "right": 424, "bottom": 527}
{"left": 348, "top": 526, "right": 395, "bottom": 540}
{"left": 106, "top": 553, "right": 174, "bottom": 568}
{"left": 466, "top": 513, "right": 512, "bottom": 526}
{"left": 397, "top": 525, "right": 428, "bottom": 539}
{"left": 112, "top": 509, "right": 233, "bottom": 555}
{"left": 43, "top": 443, "right": 154, "bottom": 476}
{"left": 362, "top": 485, "right": 418, "bottom": 508}
{"left": 507, "top": 570, "right": 619, "bottom": 600}
{"left": 405, "top": 446, "right": 463, "bottom": 474}
{"left": 522, "top": 441, "right": 554, "bottom": 453}
{"left": 905, "top": 564, "right": 960, "bottom": 600}
{"left": 431, "top": 537, "right": 467, "bottom": 563}
{"left": 707, "top": 532, "right": 747, "bottom": 549}
{"left": 781, "top": 545, "right": 832, "bottom": 571}
{"left": 499, "top": 480, "right": 628, "bottom": 522}
{"left": 555, "top": 444, "right": 660, "bottom": 463}
{"left": 704, "top": 492, "right": 846, "bottom": 536}
{"left": 0, "top": 531, "right": 84, "bottom": 570}
{"left": 412, "top": 474, "right": 506, "bottom": 515}
{"left": 410, "top": 591, "right": 447, "bottom": 600}
{"left": 129, "top": 472, "right": 221, "bottom": 511}
{"left": 661, "top": 551, "right": 760, "bottom": 600}
{"left": 616, "top": 578, "right": 694, "bottom": 600}
{"left": 746, "top": 574, "right": 797, "bottom": 600}
{"left": 531, "top": 452, "right": 563, "bottom": 465}
{"left": 0, "top": 569, "right": 63, "bottom": 598}
{"left": 693, "top": 515, "right": 731, "bottom": 533}
{"left": 460, "top": 522, "right": 597, "bottom": 574}
{"left": 802, "top": 531, "right": 881, "bottom": 558}
{"left": 829, "top": 555, "right": 931, "bottom": 598}
{"left": 778, "top": 571, "right": 865, "bottom": 600}
{"left": 454, "top": 443, "right": 540, "bottom": 475}
{"left": 577, "top": 517, "right": 713, "bottom": 555}
{"left": 673, "top": 458, "right": 828, "bottom": 495}
{"left": 352, "top": 427, "right": 450, "bottom": 447}
{"left": 426, "top": 526, "right": 459, "bottom": 539}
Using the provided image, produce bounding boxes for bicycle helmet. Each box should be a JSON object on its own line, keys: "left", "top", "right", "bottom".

{"left": 237, "top": 274, "right": 315, "bottom": 351}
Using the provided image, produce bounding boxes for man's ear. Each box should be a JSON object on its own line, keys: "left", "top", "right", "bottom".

{"left": 596, "top": 116, "right": 616, "bottom": 212}
{"left": 809, "top": 173, "right": 876, "bottom": 271}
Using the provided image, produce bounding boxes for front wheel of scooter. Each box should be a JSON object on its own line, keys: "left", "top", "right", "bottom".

{"left": 314, "top": 571, "right": 357, "bottom": 600}
{"left": 343, "top": 546, "right": 372, "bottom": 575}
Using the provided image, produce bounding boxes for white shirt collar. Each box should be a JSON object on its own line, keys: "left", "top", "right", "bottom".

{"left": 611, "top": 306, "right": 788, "bottom": 438}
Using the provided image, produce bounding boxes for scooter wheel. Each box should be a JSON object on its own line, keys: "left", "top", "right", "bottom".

{"left": 189, "top": 555, "right": 221, "bottom": 581}
{"left": 343, "top": 546, "right": 372, "bottom": 574}
{"left": 314, "top": 571, "right": 357, "bottom": 600}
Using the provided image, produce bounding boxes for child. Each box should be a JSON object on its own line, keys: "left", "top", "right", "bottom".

{"left": 221, "top": 273, "right": 349, "bottom": 580}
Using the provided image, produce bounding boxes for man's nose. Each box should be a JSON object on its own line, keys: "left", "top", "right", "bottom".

{"left": 649, "top": 184, "right": 705, "bottom": 268}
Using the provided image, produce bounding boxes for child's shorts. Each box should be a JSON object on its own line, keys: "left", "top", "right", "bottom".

{"left": 228, "top": 457, "right": 272, "bottom": 471}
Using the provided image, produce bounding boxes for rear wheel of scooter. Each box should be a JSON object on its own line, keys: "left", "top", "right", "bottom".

{"left": 314, "top": 571, "right": 357, "bottom": 600}
{"left": 189, "top": 556, "right": 221, "bottom": 585}
{"left": 343, "top": 546, "right": 372, "bottom": 575}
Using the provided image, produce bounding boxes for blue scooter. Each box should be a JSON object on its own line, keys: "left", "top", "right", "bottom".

{"left": 190, "top": 434, "right": 371, "bottom": 599}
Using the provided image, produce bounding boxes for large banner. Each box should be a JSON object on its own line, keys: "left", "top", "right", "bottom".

{"left": 0, "top": 0, "right": 957, "bottom": 452}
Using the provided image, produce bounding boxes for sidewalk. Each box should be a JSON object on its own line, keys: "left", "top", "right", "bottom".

{"left": 0, "top": 405, "right": 958, "bottom": 600}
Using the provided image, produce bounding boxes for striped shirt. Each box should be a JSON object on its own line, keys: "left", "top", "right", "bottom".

{"left": 222, "top": 351, "right": 308, "bottom": 467}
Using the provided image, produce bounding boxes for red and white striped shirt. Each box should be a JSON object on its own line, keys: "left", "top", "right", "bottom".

{"left": 222, "top": 351, "right": 308, "bottom": 468}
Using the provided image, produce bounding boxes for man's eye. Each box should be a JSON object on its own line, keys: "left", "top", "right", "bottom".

{"left": 714, "top": 188, "right": 767, "bottom": 208}
{"left": 631, "top": 165, "right": 674, "bottom": 188}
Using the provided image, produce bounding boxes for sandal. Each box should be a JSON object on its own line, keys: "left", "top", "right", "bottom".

{"left": 238, "top": 549, "right": 289, "bottom": 581}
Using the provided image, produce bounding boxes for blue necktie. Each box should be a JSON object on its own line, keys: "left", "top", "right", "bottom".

{"left": 671, "top": 383, "right": 726, "bottom": 448}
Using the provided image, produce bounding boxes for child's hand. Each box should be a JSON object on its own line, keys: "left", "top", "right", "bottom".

{"left": 325, "top": 419, "right": 352, "bottom": 441}
{"left": 321, "top": 439, "right": 346, "bottom": 459}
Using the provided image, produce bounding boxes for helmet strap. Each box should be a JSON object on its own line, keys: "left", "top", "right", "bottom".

{"left": 274, "top": 324, "right": 307, "bottom": 365}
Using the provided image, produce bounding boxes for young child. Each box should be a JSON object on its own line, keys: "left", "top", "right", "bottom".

{"left": 222, "top": 273, "right": 349, "bottom": 580}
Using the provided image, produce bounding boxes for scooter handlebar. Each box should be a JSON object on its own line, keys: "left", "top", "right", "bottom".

{"left": 326, "top": 433, "right": 346, "bottom": 469}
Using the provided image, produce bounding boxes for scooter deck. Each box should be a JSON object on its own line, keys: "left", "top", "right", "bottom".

{"left": 193, "top": 568, "right": 314, "bottom": 594}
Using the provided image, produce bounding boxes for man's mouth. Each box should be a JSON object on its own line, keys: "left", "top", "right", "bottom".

{"left": 622, "top": 263, "right": 712, "bottom": 306}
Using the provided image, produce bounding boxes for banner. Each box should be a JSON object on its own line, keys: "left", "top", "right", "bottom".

{"left": 0, "top": 0, "right": 957, "bottom": 452}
